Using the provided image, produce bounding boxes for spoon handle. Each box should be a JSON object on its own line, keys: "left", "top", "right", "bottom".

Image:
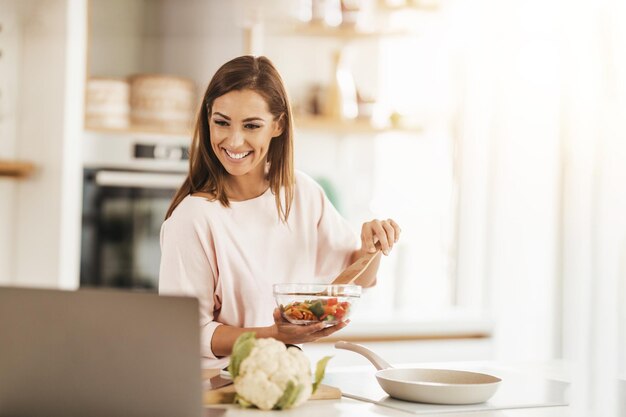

{"left": 330, "top": 249, "right": 381, "bottom": 285}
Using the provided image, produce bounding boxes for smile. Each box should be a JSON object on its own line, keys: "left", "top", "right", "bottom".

{"left": 223, "top": 149, "right": 252, "bottom": 160}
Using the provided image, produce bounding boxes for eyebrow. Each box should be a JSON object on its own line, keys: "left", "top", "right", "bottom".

{"left": 212, "top": 112, "right": 265, "bottom": 123}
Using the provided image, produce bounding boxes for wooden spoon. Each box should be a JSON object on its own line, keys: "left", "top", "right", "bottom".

{"left": 331, "top": 245, "right": 382, "bottom": 285}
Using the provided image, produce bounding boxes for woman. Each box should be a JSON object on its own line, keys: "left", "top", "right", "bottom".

{"left": 159, "top": 55, "right": 401, "bottom": 369}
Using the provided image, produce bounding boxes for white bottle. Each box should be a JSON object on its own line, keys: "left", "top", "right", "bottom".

{"left": 325, "top": 49, "right": 358, "bottom": 120}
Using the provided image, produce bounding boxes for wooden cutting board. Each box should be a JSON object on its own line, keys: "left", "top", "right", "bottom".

{"left": 203, "top": 382, "right": 342, "bottom": 405}
{"left": 202, "top": 370, "right": 341, "bottom": 405}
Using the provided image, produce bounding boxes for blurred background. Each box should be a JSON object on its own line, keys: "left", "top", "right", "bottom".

{"left": 0, "top": 0, "right": 624, "bottom": 415}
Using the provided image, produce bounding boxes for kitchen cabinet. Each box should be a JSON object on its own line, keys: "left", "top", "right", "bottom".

{"left": 87, "top": 0, "right": 243, "bottom": 111}
{"left": 85, "top": 0, "right": 428, "bottom": 135}
{"left": 259, "top": 1, "right": 440, "bottom": 133}
{"left": 264, "top": 24, "right": 415, "bottom": 133}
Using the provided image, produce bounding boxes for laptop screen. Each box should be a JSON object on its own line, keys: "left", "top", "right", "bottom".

{"left": 0, "top": 286, "right": 203, "bottom": 417}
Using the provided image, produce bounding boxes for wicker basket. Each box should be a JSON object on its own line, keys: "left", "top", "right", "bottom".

{"left": 85, "top": 77, "right": 130, "bottom": 129}
{"left": 129, "top": 74, "right": 195, "bottom": 131}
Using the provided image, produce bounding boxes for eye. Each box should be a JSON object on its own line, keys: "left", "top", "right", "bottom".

{"left": 244, "top": 123, "right": 261, "bottom": 130}
{"left": 213, "top": 119, "right": 229, "bottom": 127}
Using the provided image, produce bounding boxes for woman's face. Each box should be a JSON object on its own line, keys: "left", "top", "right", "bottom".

{"left": 209, "top": 89, "right": 282, "bottom": 179}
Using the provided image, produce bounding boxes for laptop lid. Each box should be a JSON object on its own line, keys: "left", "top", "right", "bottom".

{"left": 0, "top": 286, "right": 203, "bottom": 417}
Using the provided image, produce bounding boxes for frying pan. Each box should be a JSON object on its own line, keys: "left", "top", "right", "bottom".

{"left": 335, "top": 341, "right": 501, "bottom": 405}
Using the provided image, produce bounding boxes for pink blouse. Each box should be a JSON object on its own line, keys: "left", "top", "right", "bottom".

{"left": 158, "top": 171, "right": 359, "bottom": 369}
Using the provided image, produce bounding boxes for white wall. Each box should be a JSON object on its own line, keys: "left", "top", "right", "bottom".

{"left": 88, "top": 0, "right": 147, "bottom": 78}
{"left": 452, "top": 0, "right": 561, "bottom": 361}
{"left": 0, "top": 0, "right": 21, "bottom": 284}
{"left": 453, "top": 4, "right": 626, "bottom": 408}
{"left": 58, "top": 0, "right": 87, "bottom": 289}
{"left": 0, "top": 0, "right": 85, "bottom": 288}
{"left": 561, "top": 80, "right": 626, "bottom": 417}
{"left": 560, "top": 2, "right": 626, "bottom": 414}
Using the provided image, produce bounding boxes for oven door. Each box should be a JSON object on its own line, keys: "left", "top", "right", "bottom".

{"left": 80, "top": 169, "right": 186, "bottom": 291}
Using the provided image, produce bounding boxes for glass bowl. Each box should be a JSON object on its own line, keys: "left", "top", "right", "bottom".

{"left": 273, "top": 283, "right": 361, "bottom": 326}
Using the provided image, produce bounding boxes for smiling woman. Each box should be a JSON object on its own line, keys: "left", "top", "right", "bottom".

{"left": 165, "top": 55, "right": 296, "bottom": 222}
{"left": 158, "top": 55, "right": 401, "bottom": 369}
{"left": 209, "top": 89, "right": 284, "bottom": 200}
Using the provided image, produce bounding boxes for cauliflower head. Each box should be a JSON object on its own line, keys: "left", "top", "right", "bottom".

{"left": 228, "top": 333, "right": 331, "bottom": 410}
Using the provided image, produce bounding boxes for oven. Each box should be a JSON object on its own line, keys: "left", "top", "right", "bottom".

{"left": 80, "top": 131, "right": 189, "bottom": 291}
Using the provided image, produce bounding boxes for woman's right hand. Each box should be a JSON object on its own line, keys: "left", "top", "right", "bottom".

{"left": 269, "top": 308, "right": 348, "bottom": 344}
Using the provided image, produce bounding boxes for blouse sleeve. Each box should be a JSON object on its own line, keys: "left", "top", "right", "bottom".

{"left": 158, "top": 214, "right": 222, "bottom": 360}
{"left": 314, "top": 186, "right": 360, "bottom": 282}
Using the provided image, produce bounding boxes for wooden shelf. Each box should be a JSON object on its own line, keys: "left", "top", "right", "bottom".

{"left": 85, "top": 119, "right": 420, "bottom": 137}
{"left": 378, "top": 0, "right": 441, "bottom": 12}
{"left": 294, "top": 115, "right": 422, "bottom": 134}
{"left": 85, "top": 119, "right": 421, "bottom": 137}
{"left": 0, "top": 160, "right": 36, "bottom": 178}
{"left": 84, "top": 124, "right": 192, "bottom": 138}
{"left": 285, "top": 23, "right": 411, "bottom": 39}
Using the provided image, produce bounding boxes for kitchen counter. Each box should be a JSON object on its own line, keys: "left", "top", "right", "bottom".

{"left": 204, "top": 360, "right": 571, "bottom": 417}
{"left": 323, "top": 313, "right": 493, "bottom": 341}
{"left": 204, "top": 396, "right": 569, "bottom": 417}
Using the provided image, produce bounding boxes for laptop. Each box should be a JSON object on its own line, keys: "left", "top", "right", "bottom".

{"left": 0, "top": 286, "right": 203, "bottom": 417}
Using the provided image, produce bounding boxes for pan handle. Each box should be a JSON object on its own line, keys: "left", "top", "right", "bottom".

{"left": 335, "top": 341, "right": 393, "bottom": 370}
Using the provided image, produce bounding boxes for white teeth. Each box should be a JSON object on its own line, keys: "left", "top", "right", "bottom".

{"left": 225, "top": 149, "right": 251, "bottom": 159}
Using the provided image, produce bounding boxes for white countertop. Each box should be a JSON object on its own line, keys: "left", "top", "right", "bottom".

{"left": 204, "top": 361, "right": 571, "bottom": 417}
{"left": 204, "top": 396, "right": 569, "bottom": 417}
{"left": 335, "top": 314, "right": 493, "bottom": 339}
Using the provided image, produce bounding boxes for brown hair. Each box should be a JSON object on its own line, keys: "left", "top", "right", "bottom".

{"left": 165, "top": 55, "right": 295, "bottom": 221}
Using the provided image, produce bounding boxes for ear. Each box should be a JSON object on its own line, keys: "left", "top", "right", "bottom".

{"left": 271, "top": 114, "right": 285, "bottom": 138}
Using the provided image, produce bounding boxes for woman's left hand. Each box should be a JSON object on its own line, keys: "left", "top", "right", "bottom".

{"left": 361, "top": 218, "right": 401, "bottom": 256}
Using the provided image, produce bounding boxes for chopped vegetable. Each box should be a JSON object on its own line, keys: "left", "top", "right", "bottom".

{"left": 282, "top": 297, "right": 352, "bottom": 325}
{"left": 308, "top": 301, "right": 324, "bottom": 318}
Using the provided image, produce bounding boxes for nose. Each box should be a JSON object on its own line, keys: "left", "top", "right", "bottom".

{"left": 225, "top": 127, "right": 245, "bottom": 147}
